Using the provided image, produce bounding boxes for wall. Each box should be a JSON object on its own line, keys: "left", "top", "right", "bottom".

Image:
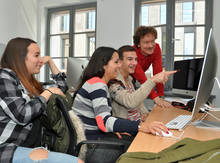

{"left": 212, "top": 0, "right": 220, "bottom": 106}
{"left": 0, "top": 44, "right": 6, "bottom": 59}
{"left": 0, "top": 0, "right": 37, "bottom": 44}
{"left": 37, "top": 0, "right": 134, "bottom": 81}
{"left": 96, "top": 0, "right": 134, "bottom": 48}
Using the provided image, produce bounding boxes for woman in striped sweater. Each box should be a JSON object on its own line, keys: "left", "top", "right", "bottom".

{"left": 72, "top": 47, "right": 171, "bottom": 162}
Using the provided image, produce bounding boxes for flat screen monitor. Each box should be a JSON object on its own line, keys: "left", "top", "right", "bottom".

{"left": 66, "top": 57, "right": 89, "bottom": 90}
{"left": 172, "top": 58, "right": 204, "bottom": 97}
{"left": 191, "top": 28, "right": 218, "bottom": 120}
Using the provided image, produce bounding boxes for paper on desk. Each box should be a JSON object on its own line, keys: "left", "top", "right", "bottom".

{"left": 164, "top": 97, "right": 192, "bottom": 105}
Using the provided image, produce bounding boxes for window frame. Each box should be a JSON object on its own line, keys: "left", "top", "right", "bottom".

{"left": 45, "top": 2, "right": 97, "bottom": 81}
{"left": 134, "top": 0, "right": 213, "bottom": 90}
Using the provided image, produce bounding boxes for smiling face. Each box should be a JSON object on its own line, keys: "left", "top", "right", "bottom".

{"left": 139, "top": 33, "right": 156, "bottom": 56}
{"left": 103, "top": 52, "right": 120, "bottom": 81}
{"left": 25, "top": 43, "right": 43, "bottom": 75}
{"left": 120, "top": 51, "right": 137, "bottom": 76}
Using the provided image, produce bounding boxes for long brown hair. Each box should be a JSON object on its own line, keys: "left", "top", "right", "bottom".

{"left": 73, "top": 46, "right": 117, "bottom": 101}
{"left": 1, "top": 37, "right": 43, "bottom": 96}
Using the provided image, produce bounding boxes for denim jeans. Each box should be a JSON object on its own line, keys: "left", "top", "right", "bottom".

{"left": 12, "top": 147, "right": 78, "bottom": 163}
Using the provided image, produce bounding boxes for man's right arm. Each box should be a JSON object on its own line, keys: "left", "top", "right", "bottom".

{"left": 109, "top": 79, "right": 156, "bottom": 109}
{"left": 132, "top": 63, "right": 159, "bottom": 99}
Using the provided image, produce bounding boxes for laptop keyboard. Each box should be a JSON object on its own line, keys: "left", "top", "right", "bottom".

{"left": 166, "top": 115, "right": 192, "bottom": 130}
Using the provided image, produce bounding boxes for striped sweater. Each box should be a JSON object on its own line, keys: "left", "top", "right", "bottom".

{"left": 72, "top": 77, "right": 139, "bottom": 140}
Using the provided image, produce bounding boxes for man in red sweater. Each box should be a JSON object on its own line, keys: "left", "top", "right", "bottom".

{"left": 133, "top": 26, "right": 172, "bottom": 108}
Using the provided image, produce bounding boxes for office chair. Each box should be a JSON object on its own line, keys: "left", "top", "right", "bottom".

{"left": 55, "top": 96, "right": 126, "bottom": 163}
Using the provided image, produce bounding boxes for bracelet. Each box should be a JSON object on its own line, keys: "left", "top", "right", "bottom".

{"left": 45, "top": 89, "right": 53, "bottom": 94}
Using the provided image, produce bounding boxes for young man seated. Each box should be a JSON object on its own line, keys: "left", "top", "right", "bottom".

{"left": 108, "top": 45, "right": 174, "bottom": 122}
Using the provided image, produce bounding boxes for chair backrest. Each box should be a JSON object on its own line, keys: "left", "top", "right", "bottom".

{"left": 55, "top": 96, "right": 87, "bottom": 159}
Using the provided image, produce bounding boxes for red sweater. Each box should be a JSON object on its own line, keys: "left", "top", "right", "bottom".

{"left": 133, "top": 43, "right": 164, "bottom": 99}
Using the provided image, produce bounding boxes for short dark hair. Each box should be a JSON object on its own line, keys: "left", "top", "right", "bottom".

{"left": 133, "top": 26, "right": 157, "bottom": 46}
{"left": 118, "top": 45, "right": 136, "bottom": 60}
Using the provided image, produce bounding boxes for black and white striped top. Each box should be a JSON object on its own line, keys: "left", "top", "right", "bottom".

{"left": 72, "top": 77, "right": 139, "bottom": 140}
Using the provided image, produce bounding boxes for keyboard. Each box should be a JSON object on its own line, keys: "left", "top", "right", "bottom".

{"left": 166, "top": 115, "right": 192, "bottom": 129}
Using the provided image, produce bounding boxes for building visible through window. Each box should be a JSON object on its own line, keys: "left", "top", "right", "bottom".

{"left": 136, "top": 0, "right": 212, "bottom": 90}
{"left": 46, "top": 3, "right": 96, "bottom": 80}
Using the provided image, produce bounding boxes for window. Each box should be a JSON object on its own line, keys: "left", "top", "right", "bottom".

{"left": 174, "top": 0, "right": 205, "bottom": 61}
{"left": 182, "top": 2, "right": 193, "bottom": 23}
{"left": 184, "top": 32, "right": 194, "bottom": 59}
{"left": 135, "top": 0, "right": 213, "bottom": 90}
{"left": 141, "top": 5, "right": 149, "bottom": 25}
{"left": 74, "top": 8, "right": 96, "bottom": 57}
{"left": 46, "top": 3, "right": 96, "bottom": 80}
{"left": 139, "top": 1, "right": 167, "bottom": 72}
{"left": 160, "top": 4, "right": 166, "bottom": 24}
{"left": 87, "top": 10, "right": 96, "bottom": 29}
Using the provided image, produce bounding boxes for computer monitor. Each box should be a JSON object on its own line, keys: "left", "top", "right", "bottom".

{"left": 191, "top": 28, "right": 218, "bottom": 121}
{"left": 66, "top": 57, "right": 89, "bottom": 90}
{"left": 172, "top": 58, "right": 204, "bottom": 97}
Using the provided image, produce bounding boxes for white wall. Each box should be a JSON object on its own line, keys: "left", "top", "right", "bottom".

{"left": 96, "top": 0, "right": 134, "bottom": 48}
{"left": 0, "top": 0, "right": 37, "bottom": 44}
{"left": 0, "top": 44, "right": 6, "bottom": 59}
{"left": 212, "top": 0, "right": 220, "bottom": 106}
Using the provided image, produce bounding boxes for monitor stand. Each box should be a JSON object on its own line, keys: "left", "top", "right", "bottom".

{"left": 192, "top": 77, "right": 220, "bottom": 129}
{"left": 215, "top": 77, "right": 220, "bottom": 89}
{"left": 192, "top": 120, "right": 220, "bottom": 130}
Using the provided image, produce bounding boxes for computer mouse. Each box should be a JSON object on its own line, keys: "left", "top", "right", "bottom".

{"left": 155, "top": 130, "right": 173, "bottom": 137}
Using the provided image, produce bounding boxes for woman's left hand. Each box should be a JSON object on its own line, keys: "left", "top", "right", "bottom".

{"left": 141, "top": 113, "right": 148, "bottom": 122}
{"left": 114, "top": 132, "right": 132, "bottom": 139}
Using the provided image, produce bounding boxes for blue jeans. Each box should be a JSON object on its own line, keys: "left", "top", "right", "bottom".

{"left": 12, "top": 147, "right": 78, "bottom": 163}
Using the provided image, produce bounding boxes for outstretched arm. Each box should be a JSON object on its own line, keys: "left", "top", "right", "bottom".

{"left": 151, "top": 70, "right": 177, "bottom": 108}
{"left": 109, "top": 79, "right": 155, "bottom": 109}
{"left": 133, "top": 63, "right": 159, "bottom": 99}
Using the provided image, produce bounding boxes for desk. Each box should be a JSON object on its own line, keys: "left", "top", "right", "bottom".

{"left": 127, "top": 106, "right": 220, "bottom": 153}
